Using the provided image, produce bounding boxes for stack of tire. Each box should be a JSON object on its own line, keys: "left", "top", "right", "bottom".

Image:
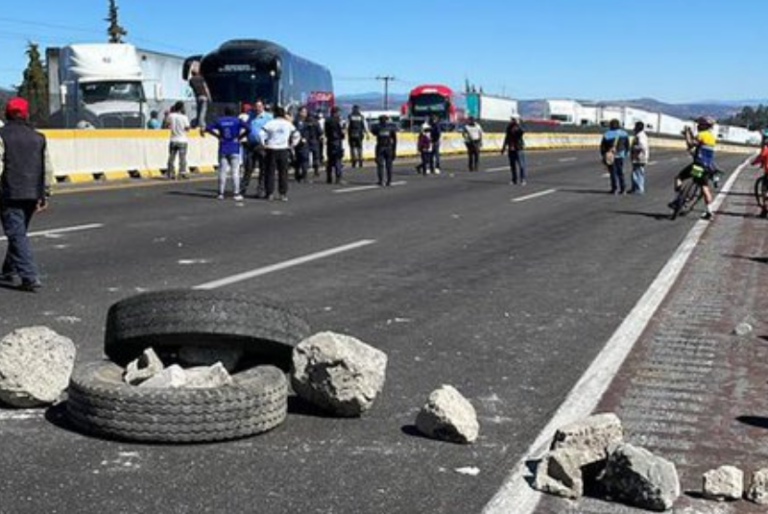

{"left": 66, "top": 290, "right": 311, "bottom": 444}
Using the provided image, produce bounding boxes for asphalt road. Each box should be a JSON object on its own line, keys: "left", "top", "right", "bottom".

{"left": 0, "top": 148, "right": 749, "bottom": 514}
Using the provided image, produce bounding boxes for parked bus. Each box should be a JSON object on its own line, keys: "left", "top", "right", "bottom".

{"left": 405, "top": 84, "right": 457, "bottom": 130}
{"left": 185, "top": 39, "right": 333, "bottom": 119}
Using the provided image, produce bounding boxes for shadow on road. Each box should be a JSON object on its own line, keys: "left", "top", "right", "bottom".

{"left": 724, "top": 254, "right": 768, "bottom": 265}
{"left": 613, "top": 210, "right": 672, "bottom": 221}
{"left": 287, "top": 395, "right": 339, "bottom": 419}
{"left": 736, "top": 415, "right": 768, "bottom": 430}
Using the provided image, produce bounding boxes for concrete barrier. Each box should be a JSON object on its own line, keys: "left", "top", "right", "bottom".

{"left": 40, "top": 129, "right": 754, "bottom": 184}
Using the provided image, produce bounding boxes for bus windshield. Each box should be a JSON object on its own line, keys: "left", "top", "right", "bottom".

{"left": 205, "top": 72, "right": 276, "bottom": 105}
{"left": 80, "top": 81, "right": 144, "bottom": 104}
{"left": 411, "top": 93, "right": 449, "bottom": 116}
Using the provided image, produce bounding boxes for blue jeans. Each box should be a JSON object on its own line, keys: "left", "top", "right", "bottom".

{"left": 631, "top": 164, "right": 646, "bottom": 194}
{"left": 508, "top": 150, "right": 527, "bottom": 183}
{"left": 432, "top": 141, "right": 441, "bottom": 169}
{"left": 610, "top": 158, "right": 626, "bottom": 193}
{"left": 1, "top": 200, "right": 38, "bottom": 282}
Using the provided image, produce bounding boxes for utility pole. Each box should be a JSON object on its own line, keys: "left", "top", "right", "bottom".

{"left": 376, "top": 75, "right": 395, "bottom": 110}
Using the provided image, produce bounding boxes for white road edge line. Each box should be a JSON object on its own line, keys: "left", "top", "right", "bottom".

{"left": 333, "top": 181, "right": 406, "bottom": 194}
{"left": 482, "top": 155, "right": 754, "bottom": 514}
{"left": 0, "top": 223, "right": 104, "bottom": 241}
{"left": 485, "top": 167, "right": 508, "bottom": 173}
{"left": 0, "top": 410, "right": 45, "bottom": 421}
{"left": 511, "top": 189, "right": 557, "bottom": 203}
{"left": 558, "top": 157, "right": 578, "bottom": 163}
{"left": 194, "top": 239, "right": 377, "bottom": 290}
{"left": 648, "top": 161, "right": 658, "bottom": 166}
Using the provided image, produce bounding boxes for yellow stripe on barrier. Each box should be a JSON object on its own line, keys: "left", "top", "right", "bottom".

{"left": 138, "top": 169, "right": 164, "bottom": 178}
{"left": 195, "top": 166, "right": 216, "bottom": 174}
{"left": 65, "top": 173, "right": 97, "bottom": 183}
{"left": 100, "top": 171, "right": 131, "bottom": 180}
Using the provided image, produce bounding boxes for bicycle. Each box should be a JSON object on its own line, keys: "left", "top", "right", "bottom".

{"left": 669, "top": 167, "right": 723, "bottom": 220}
{"left": 754, "top": 173, "right": 768, "bottom": 209}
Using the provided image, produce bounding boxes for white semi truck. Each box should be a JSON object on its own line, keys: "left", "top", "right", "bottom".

{"left": 47, "top": 43, "right": 190, "bottom": 129}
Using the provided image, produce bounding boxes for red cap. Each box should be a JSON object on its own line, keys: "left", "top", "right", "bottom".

{"left": 5, "top": 97, "right": 29, "bottom": 119}
{"left": 242, "top": 103, "right": 252, "bottom": 112}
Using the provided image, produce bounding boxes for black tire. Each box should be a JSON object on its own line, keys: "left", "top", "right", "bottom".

{"left": 672, "top": 181, "right": 701, "bottom": 220}
{"left": 67, "top": 361, "right": 288, "bottom": 443}
{"left": 755, "top": 175, "right": 768, "bottom": 208}
{"left": 104, "top": 290, "right": 310, "bottom": 366}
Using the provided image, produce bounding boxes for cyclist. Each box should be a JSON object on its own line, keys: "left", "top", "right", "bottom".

{"left": 751, "top": 129, "right": 768, "bottom": 218}
{"left": 669, "top": 116, "right": 718, "bottom": 220}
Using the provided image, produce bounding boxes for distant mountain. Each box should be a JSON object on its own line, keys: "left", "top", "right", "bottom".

{"left": 336, "top": 92, "right": 409, "bottom": 113}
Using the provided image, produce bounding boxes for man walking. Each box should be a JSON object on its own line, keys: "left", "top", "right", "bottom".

{"left": 260, "top": 106, "right": 300, "bottom": 201}
{"left": 630, "top": 121, "right": 649, "bottom": 194}
{"left": 294, "top": 106, "right": 313, "bottom": 183}
{"left": 462, "top": 117, "right": 483, "bottom": 171}
{"left": 371, "top": 114, "right": 398, "bottom": 186}
{"left": 166, "top": 101, "right": 191, "bottom": 180}
{"left": 429, "top": 114, "right": 442, "bottom": 174}
{"left": 600, "top": 119, "right": 630, "bottom": 194}
{"left": 325, "top": 107, "right": 345, "bottom": 184}
{"left": 501, "top": 116, "right": 526, "bottom": 185}
{"left": 241, "top": 100, "right": 273, "bottom": 197}
{"left": 347, "top": 105, "right": 368, "bottom": 168}
{"left": 188, "top": 68, "right": 211, "bottom": 129}
{"left": 205, "top": 107, "right": 249, "bottom": 201}
{"left": 0, "top": 97, "right": 53, "bottom": 292}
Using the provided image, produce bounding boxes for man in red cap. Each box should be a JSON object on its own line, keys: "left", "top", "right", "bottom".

{"left": 0, "top": 97, "right": 53, "bottom": 292}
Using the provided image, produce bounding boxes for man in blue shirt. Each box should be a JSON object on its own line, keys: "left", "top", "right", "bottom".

{"left": 241, "top": 100, "right": 273, "bottom": 197}
{"left": 600, "top": 119, "right": 631, "bottom": 195}
{"left": 205, "top": 107, "right": 250, "bottom": 201}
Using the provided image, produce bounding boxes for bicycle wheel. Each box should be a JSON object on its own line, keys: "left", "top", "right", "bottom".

{"left": 671, "top": 181, "right": 701, "bottom": 220}
{"left": 755, "top": 176, "right": 768, "bottom": 208}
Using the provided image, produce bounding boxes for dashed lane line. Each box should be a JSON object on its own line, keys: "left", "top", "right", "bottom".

{"left": 194, "top": 239, "right": 377, "bottom": 290}
{"left": 511, "top": 189, "right": 557, "bottom": 203}
{"left": 333, "top": 181, "right": 407, "bottom": 194}
{"left": 0, "top": 223, "right": 104, "bottom": 241}
{"left": 482, "top": 156, "right": 753, "bottom": 514}
{"left": 558, "top": 157, "right": 578, "bottom": 163}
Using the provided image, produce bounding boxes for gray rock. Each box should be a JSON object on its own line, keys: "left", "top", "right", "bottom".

{"left": 0, "top": 327, "right": 76, "bottom": 407}
{"left": 178, "top": 346, "right": 243, "bottom": 372}
{"left": 291, "top": 332, "right": 387, "bottom": 417}
{"left": 734, "top": 322, "right": 754, "bottom": 336}
{"left": 184, "top": 363, "right": 233, "bottom": 389}
{"left": 138, "top": 365, "right": 187, "bottom": 389}
{"left": 599, "top": 443, "right": 680, "bottom": 512}
{"left": 533, "top": 448, "right": 585, "bottom": 499}
{"left": 415, "top": 385, "right": 479, "bottom": 444}
{"left": 551, "top": 413, "right": 624, "bottom": 462}
{"left": 747, "top": 468, "right": 768, "bottom": 505}
{"left": 124, "top": 348, "right": 164, "bottom": 385}
{"left": 703, "top": 465, "right": 744, "bottom": 501}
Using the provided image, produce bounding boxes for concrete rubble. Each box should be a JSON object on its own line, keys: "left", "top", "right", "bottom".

{"left": 178, "top": 346, "right": 243, "bottom": 372}
{"left": 415, "top": 385, "right": 479, "bottom": 444}
{"left": 702, "top": 465, "right": 744, "bottom": 501}
{"left": 124, "top": 348, "right": 164, "bottom": 385}
{"left": 136, "top": 363, "right": 233, "bottom": 389}
{"left": 291, "top": 331, "right": 387, "bottom": 417}
{"left": 139, "top": 364, "right": 187, "bottom": 389}
{"left": 733, "top": 322, "right": 754, "bottom": 336}
{"left": 0, "top": 326, "right": 76, "bottom": 407}
{"left": 746, "top": 468, "right": 768, "bottom": 505}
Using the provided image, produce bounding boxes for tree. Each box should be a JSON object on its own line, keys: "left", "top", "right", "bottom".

{"left": 106, "top": 0, "right": 127, "bottom": 44}
{"left": 16, "top": 42, "right": 48, "bottom": 126}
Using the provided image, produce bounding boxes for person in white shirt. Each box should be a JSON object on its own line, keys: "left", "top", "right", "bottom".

{"left": 630, "top": 121, "right": 650, "bottom": 194}
{"left": 166, "top": 101, "right": 191, "bottom": 180}
{"left": 462, "top": 117, "right": 484, "bottom": 171}
{"left": 260, "top": 106, "right": 301, "bottom": 201}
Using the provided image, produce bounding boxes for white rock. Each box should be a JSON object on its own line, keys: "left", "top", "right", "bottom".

{"left": 138, "top": 365, "right": 187, "bottom": 389}
{"left": 533, "top": 448, "right": 585, "bottom": 499}
{"left": 551, "top": 413, "right": 624, "bottom": 463}
{"left": 703, "top": 465, "right": 744, "bottom": 501}
{"left": 291, "top": 332, "right": 387, "bottom": 417}
{"left": 415, "top": 385, "right": 479, "bottom": 444}
{"left": 124, "top": 348, "right": 164, "bottom": 385}
{"left": 178, "top": 346, "right": 243, "bottom": 372}
{"left": 747, "top": 468, "right": 768, "bottom": 505}
{"left": 734, "top": 322, "right": 754, "bottom": 336}
{"left": 183, "top": 363, "right": 233, "bottom": 389}
{"left": 0, "top": 326, "right": 76, "bottom": 407}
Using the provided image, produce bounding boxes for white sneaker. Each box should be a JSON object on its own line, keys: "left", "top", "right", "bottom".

{"left": 233, "top": 195, "right": 244, "bottom": 201}
{"left": 434, "top": 168, "right": 441, "bottom": 175}
{"left": 217, "top": 195, "right": 224, "bottom": 200}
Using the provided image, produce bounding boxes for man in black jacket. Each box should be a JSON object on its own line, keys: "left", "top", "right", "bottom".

{"left": 0, "top": 98, "right": 53, "bottom": 292}
{"left": 501, "top": 116, "right": 527, "bottom": 185}
{"left": 347, "top": 105, "right": 368, "bottom": 168}
{"left": 371, "top": 115, "right": 398, "bottom": 186}
{"left": 325, "top": 107, "right": 345, "bottom": 184}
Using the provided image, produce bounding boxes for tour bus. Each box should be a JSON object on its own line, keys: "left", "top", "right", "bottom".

{"left": 404, "top": 84, "right": 458, "bottom": 131}
{"left": 185, "top": 39, "right": 334, "bottom": 118}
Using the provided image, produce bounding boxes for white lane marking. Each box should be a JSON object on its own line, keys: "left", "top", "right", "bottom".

{"left": 0, "top": 409, "right": 44, "bottom": 421}
{"left": 194, "top": 240, "right": 377, "bottom": 290}
{"left": 333, "top": 181, "right": 406, "bottom": 194}
{"left": 482, "top": 156, "right": 753, "bottom": 514}
{"left": 558, "top": 157, "right": 578, "bottom": 163}
{"left": 601, "top": 172, "right": 611, "bottom": 178}
{"left": 670, "top": 157, "right": 680, "bottom": 162}
{"left": 485, "top": 167, "right": 508, "bottom": 173}
{"left": 0, "top": 223, "right": 104, "bottom": 241}
{"left": 648, "top": 161, "right": 658, "bottom": 166}
{"left": 511, "top": 189, "right": 557, "bottom": 203}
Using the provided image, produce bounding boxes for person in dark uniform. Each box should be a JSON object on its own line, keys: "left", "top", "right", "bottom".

{"left": 303, "top": 111, "right": 323, "bottom": 179}
{"left": 0, "top": 97, "right": 54, "bottom": 292}
{"left": 429, "top": 114, "right": 443, "bottom": 174}
{"left": 347, "top": 105, "right": 368, "bottom": 168}
{"left": 371, "top": 114, "right": 398, "bottom": 186}
{"left": 293, "top": 106, "right": 312, "bottom": 183}
{"left": 325, "top": 107, "right": 345, "bottom": 184}
{"left": 501, "top": 116, "right": 527, "bottom": 185}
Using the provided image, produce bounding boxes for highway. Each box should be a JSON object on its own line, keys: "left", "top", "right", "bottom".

{"left": 0, "top": 147, "right": 749, "bottom": 514}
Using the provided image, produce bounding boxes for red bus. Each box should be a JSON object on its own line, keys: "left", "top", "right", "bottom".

{"left": 406, "top": 84, "right": 457, "bottom": 127}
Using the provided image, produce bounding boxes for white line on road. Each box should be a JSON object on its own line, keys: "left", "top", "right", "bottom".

{"left": 601, "top": 172, "right": 611, "bottom": 178}
{"left": 194, "top": 240, "right": 377, "bottom": 290}
{"left": 482, "top": 156, "right": 753, "bottom": 514}
{"left": 333, "top": 181, "right": 406, "bottom": 194}
{"left": 484, "top": 167, "right": 508, "bottom": 173}
{"left": 511, "top": 189, "right": 557, "bottom": 203}
{"left": 558, "top": 157, "right": 578, "bottom": 163}
{"left": 0, "top": 223, "right": 104, "bottom": 242}
{"left": 0, "top": 409, "right": 45, "bottom": 421}
{"left": 648, "top": 161, "right": 658, "bottom": 166}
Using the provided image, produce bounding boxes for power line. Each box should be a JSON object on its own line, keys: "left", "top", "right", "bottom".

{"left": 376, "top": 76, "right": 396, "bottom": 110}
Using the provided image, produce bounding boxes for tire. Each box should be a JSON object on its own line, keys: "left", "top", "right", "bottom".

{"left": 67, "top": 361, "right": 288, "bottom": 443}
{"left": 755, "top": 176, "right": 768, "bottom": 208}
{"left": 672, "top": 181, "right": 701, "bottom": 220}
{"left": 104, "top": 290, "right": 311, "bottom": 366}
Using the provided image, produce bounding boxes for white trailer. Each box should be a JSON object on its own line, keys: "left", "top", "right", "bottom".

{"left": 546, "top": 99, "right": 580, "bottom": 124}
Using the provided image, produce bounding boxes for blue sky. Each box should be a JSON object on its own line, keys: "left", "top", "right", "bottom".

{"left": 0, "top": 0, "right": 763, "bottom": 103}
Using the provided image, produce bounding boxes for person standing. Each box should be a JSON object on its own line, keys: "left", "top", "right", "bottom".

{"left": 306, "top": 112, "right": 323, "bottom": 178}
{"left": 166, "top": 101, "right": 191, "bottom": 180}
{"left": 416, "top": 124, "right": 433, "bottom": 175}
{"left": 600, "top": 119, "right": 630, "bottom": 194}
{"left": 316, "top": 111, "right": 326, "bottom": 170}
{"left": 371, "top": 114, "right": 398, "bottom": 186}
{"left": 630, "top": 121, "right": 649, "bottom": 194}
{"left": 0, "top": 97, "right": 53, "bottom": 292}
{"left": 147, "top": 110, "right": 162, "bottom": 130}
{"left": 325, "top": 107, "right": 345, "bottom": 184}
{"left": 260, "top": 106, "right": 300, "bottom": 201}
{"left": 501, "top": 116, "right": 527, "bottom": 185}
{"left": 188, "top": 68, "right": 211, "bottom": 129}
{"left": 429, "top": 114, "right": 442, "bottom": 174}
{"left": 293, "top": 106, "right": 313, "bottom": 183}
{"left": 241, "top": 100, "right": 273, "bottom": 197}
{"left": 347, "top": 105, "right": 368, "bottom": 168}
{"left": 205, "top": 107, "right": 249, "bottom": 201}
{"left": 462, "top": 117, "right": 483, "bottom": 171}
